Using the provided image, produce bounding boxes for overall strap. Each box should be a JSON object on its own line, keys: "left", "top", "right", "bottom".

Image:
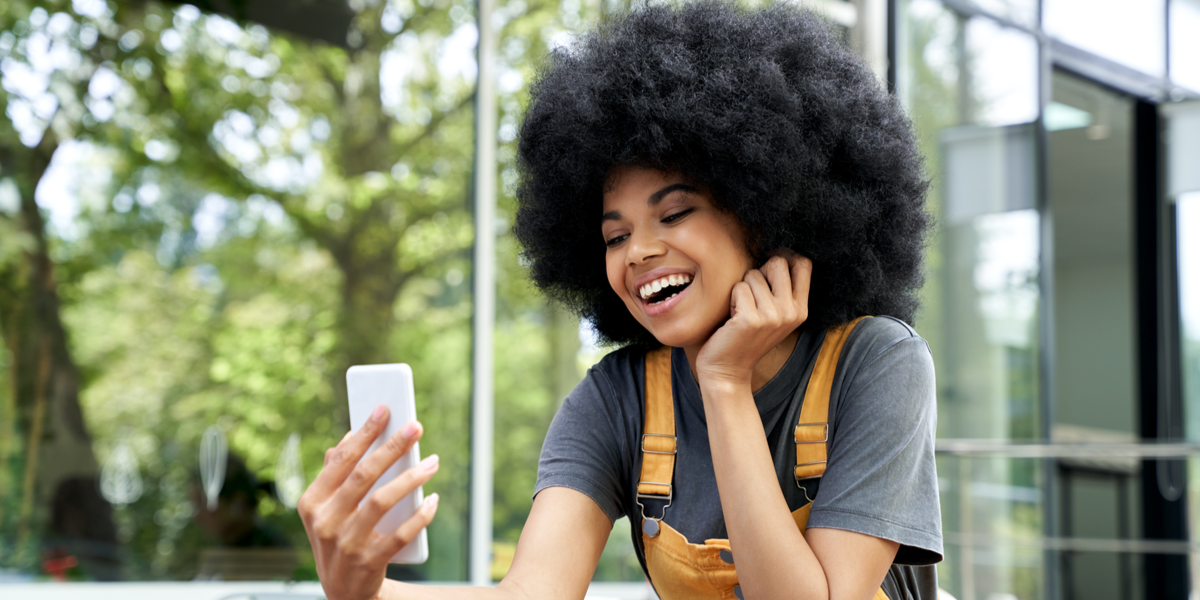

{"left": 638, "top": 346, "right": 677, "bottom": 500}
{"left": 794, "top": 316, "right": 868, "bottom": 483}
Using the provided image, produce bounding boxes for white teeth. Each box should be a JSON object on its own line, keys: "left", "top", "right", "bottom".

{"left": 638, "top": 274, "right": 693, "bottom": 300}
{"left": 649, "top": 293, "right": 679, "bottom": 306}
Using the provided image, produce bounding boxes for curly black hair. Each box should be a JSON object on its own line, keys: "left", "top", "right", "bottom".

{"left": 514, "top": 0, "right": 930, "bottom": 347}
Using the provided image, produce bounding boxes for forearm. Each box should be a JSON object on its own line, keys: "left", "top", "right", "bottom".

{"left": 701, "top": 379, "right": 830, "bottom": 600}
{"left": 382, "top": 580, "right": 532, "bottom": 600}
{"left": 380, "top": 487, "right": 605, "bottom": 600}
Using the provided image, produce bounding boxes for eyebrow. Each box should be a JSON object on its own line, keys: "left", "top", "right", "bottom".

{"left": 600, "top": 183, "right": 699, "bottom": 222}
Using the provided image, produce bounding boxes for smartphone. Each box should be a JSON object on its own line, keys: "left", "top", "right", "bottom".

{"left": 346, "top": 364, "right": 429, "bottom": 564}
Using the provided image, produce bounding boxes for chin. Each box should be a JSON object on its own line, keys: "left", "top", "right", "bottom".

{"left": 645, "top": 322, "right": 717, "bottom": 349}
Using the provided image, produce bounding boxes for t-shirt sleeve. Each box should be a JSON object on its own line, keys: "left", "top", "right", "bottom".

{"left": 533, "top": 365, "right": 630, "bottom": 524}
{"left": 807, "top": 326, "right": 944, "bottom": 565}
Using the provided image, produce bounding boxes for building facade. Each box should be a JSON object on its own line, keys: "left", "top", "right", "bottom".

{"left": 871, "top": 0, "right": 1200, "bottom": 598}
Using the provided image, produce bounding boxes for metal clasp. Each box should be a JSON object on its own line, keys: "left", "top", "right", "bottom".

{"left": 795, "top": 463, "right": 827, "bottom": 485}
{"left": 794, "top": 422, "right": 828, "bottom": 444}
{"left": 636, "top": 483, "right": 673, "bottom": 520}
{"left": 795, "top": 422, "right": 828, "bottom": 487}
{"left": 641, "top": 433, "right": 677, "bottom": 455}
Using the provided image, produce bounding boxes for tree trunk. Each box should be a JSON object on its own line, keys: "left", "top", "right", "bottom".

{"left": 329, "top": 251, "right": 404, "bottom": 433}
{"left": 0, "top": 139, "right": 121, "bottom": 580}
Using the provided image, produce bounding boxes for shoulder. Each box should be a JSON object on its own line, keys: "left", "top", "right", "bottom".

{"left": 842, "top": 316, "right": 932, "bottom": 370}
{"left": 834, "top": 316, "right": 935, "bottom": 416}
{"left": 585, "top": 345, "right": 646, "bottom": 392}
{"left": 559, "top": 345, "right": 653, "bottom": 414}
{"left": 591, "top": 344, "right": 648, "bottom": 376}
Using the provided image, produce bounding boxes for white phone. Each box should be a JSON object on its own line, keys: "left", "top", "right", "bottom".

{"left": 346, "top": 363, "right": 429, "bottom": 564}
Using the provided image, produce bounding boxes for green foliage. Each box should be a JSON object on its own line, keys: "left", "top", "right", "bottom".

{"left": 0, "top": 0, "right": 627, "bottom": 583}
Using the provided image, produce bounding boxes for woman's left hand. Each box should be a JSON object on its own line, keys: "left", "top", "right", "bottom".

{"left": 695, "top": 251, "right": 812, "bottom": 388}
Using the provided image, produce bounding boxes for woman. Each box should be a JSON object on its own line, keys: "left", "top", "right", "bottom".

{"left": 298, "top": 2, "right": 942, "bottom": 599}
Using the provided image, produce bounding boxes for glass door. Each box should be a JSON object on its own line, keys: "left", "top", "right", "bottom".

{"left": 1045, "top": 69, "right": 1142, "bottom": 600}
{"left": 1164, "top": 98, "right": 1200, "bottom": 599}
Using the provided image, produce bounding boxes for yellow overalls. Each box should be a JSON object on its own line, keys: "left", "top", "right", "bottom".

{"left": 636, "top": 317, "right": 890, "bottom": 600}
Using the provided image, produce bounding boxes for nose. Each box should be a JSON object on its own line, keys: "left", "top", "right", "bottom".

{"left": 626, "top": 228, "right": 666, "bottom": 266}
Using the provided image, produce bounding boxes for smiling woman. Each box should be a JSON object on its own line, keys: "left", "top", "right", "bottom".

{"left": 510, "top": 3, "right": 940, "bottom": 599}
{"left": 514, "top": 4, "right": 930, "bottom": 350}
{"left": 295, "top": 2, "right": 940, "bottom": 600}
{"left": 600, "top": 169, "right": 753, "bottom": 351}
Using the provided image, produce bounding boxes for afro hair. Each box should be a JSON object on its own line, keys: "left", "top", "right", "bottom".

{"left": 513, "top": 0, "right": 930, "bottom": 347}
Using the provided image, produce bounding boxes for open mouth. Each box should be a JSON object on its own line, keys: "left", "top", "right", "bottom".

{"left": 638, "top": 274, "right": 693, "bottom": 305}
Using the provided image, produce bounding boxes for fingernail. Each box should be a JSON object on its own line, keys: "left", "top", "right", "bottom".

{"left": 371, "top": 404, "right": 386, "bottom": 422}
{"left": 425, "top": 493, "right": 439, "bottom": 511}
{"left": 402, "top": 421, "right": 420, "bottom": 439}
{"left": 419, "top": 454, "right": 439, "bottom": 472}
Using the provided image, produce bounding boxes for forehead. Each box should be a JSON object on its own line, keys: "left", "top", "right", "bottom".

{"left": 602, "top": 167, "right": 695, "bottom": 210}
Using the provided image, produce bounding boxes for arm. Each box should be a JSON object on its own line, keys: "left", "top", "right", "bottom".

{"left": 700, "top": 378, "right": 897, "bottom": 600}
{"left": 386, "top": 487, "right": 611, "bottom": 600}
{"left": 694, "top": 254, "right": 898, "bottom": 600}
{"left": 298, "top": 407, "right": 611, "bottom": 600}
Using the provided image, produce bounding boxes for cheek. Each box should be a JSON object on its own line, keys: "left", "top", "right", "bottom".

{"left": 605, "top": 252, "right": 628, "bottom": 299}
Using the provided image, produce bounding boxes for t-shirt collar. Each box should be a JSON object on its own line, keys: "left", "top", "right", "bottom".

{"left": 669, "top": 327, "right": 819, "bottom": 417}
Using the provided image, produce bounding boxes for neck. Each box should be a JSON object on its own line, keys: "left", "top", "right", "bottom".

{"left": 683, "top": 329, "right": 801, "bottom": 393}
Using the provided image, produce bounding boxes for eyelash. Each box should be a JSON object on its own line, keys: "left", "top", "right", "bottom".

{"left": 662, "top": 208, "right": 693, "bottom": 223}
{"left": 604, "top": 235, "right": 627, "bottom": 248}
{"left": 603, "top": 208, "right": 694, "bottom": 248}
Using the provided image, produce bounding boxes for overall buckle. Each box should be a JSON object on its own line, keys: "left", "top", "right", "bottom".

{"left": 636, "top": 484, "right": 673, "bottom": 537}
{"left": 641, "top": 433, "right": 677, "bottom": 455}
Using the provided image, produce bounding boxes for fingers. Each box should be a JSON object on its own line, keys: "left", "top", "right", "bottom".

{"left": 765, "top": 249, "right": 812, "bottom": 315}
{"left": 761, "top": 254, "right": 793, "bottom": 301}
{"left": 309, "top": 405, "right": 393, "bottom": 501}
{"left": 331, "top": 419, "right": 425, "bottom": 514}
{"left": 375, "top": 493, "right": 440, "bottom": 561}
{"left": 792, "top": 256, "right": 811, "bottom": 328}
{"left": 740, "top": 270, "right": 774, "bottom": 322}
{"left": 729, "top": 280, "right": 756, "bottom": 318}
{"left": 324, "top": 431, "right": 354, "bottom": 467}
{"left": 348, "top": 454, "right": 440, "bottom": 541}
{"left": 739, "top": 251, "right": 811, "bottom": 329}
{"left": 789, "top": 255, "right": 812, "bottom": 315}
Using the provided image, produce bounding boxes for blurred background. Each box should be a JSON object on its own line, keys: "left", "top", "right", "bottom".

{"left": 0, "top": 0, "right": 1198, "bottom": 598}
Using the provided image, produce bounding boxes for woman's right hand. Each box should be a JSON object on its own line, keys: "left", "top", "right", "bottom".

{"left": 298, "top": 405, "right": 440, "bottom": 600}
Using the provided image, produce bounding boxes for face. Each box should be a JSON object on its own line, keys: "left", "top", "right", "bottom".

{"left": 601, "top": 167, "right": 754, "bottom": 349}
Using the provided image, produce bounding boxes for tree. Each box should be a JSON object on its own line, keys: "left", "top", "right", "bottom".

{"left": 0, "top": 0, "right": 588, "bottom": 581}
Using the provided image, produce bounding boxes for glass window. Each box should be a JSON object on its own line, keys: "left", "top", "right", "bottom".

{"left": 0, "top": 0, "right": 587, "bottom": 586}
{"left": 1047, "top": 71, "right": 1139, "bottom": 439}
{"left": 1173, "top": 97, "right": 1200, "bottom": 594}
{"left": 965, "top": 17, "right": 1039, "bottom": 126}
{"left": 1043, "top": 0, "right": 1167, "bottom": 77}
{"left": 1172, "top": 0, "right": 1200, "bottom": 92}
{"left": 1180, "top": 195, "right": 1200, "bottom": 598}
{"left": 960, "top": 0, "right": 1040, "bottom": 31}
{"left": 1047, "top": 68, "right": 1145, "bottom": 599}
{"left": 0, "top": 0, "right": 683, "bottom": 589}
{"left": 900, "top": 2, "right": 1045, "bottom": 597}
{"left": 1180, "top": 192, "right": 1200, "bottom": 441}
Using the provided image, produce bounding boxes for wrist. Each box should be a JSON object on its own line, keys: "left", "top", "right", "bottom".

{"left": 374, "top": 580, "right": 399, "bottom": 600}
{"left": 697, "top": 373, "right": 752, "bottom": 403}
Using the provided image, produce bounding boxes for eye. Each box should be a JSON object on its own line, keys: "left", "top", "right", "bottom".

{"left": 662, "top": 208, "right": 694, "bottom": 224}
{"left": 604, "top": 234, "right": 629, "bottom": 248}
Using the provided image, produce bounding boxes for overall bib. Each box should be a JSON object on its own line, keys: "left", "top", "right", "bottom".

{"left": 636, "top": 317, "right": 890, "bottom": 600}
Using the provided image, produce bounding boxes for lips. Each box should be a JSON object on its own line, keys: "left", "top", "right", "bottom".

{"left": 632, "top": 268, "right": 696, "bottom": 317}
{"left": 638, "top": 273, "right": 693, "bottom": 302}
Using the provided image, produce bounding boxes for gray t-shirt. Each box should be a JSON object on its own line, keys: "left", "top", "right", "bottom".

{"left": 535, "top": 316, "right": 943, "bottom": 597}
